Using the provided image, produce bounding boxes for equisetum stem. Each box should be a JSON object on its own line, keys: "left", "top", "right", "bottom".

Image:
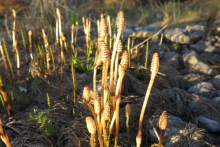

{"left": 93, "top": 67, "right": 97, "bottom": 96}
{"left": 109, "top": 32, "right": 121, "bottom": 94}
{"left": 113, "top": 52, "right": 120, "bottom": 90}
{"left": 109, "top": 109, "right": 116, "bottom": 133}
{"left": 115, "top": 96, "right": 121, "bottom": 146}
{"left": 0, "top": 42, "right": 8, "bottom": 72}
{"left": 74, "top": 21, "right": 78, "bottom": 44}
{"left": 0, "top": 86, "right": 12, "bottom": 116}
{"left": 127, "top": 37, "right": 131, "bottom": 68}
{"left": 136, "top": 76, "right": 156, "bottom": 146}
{"left": 101, "top": 63, "right": 106, "bottom": 109}
{"left": 158, "top": 130, "right": 165, "bottom": 147}
{"left": 104, "top": 86, "right": 108, "bottom": 108}
{"left": 115, "top": 76, "right": 123, "bottom": 97}
{"left": 126, "top": 116, "right": 131, "bottom": 147}
{"left": 90, "top": 133, "right": 97, "bottom": 147}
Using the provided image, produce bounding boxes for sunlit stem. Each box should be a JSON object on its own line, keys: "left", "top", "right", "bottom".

{"left": 109, "top": 32, "right": 121, "bottom": 94}
{"left": 158, "top": 130, "right": 165, "bottom": 147}
{"left": 115, "top": 96, "right": 121, "bottom": 146}
{"left": 136, "top": 75, "right": 156, "bottom": 147}
{"left": 113, "top": 52, "right": 120, "bottom": 90}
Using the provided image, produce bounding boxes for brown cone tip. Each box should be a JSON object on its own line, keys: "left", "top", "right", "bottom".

{"left": 96, "top": 53, "right": 103, "bottom": 67}
{"left": 116, "top": 11, "right": 125, "bottom": 33}
{"left": 150, "top": 53, "right": 159, "bottom": 77}
{"left": 120, "top": 50, "right": 128, "bottom": 70}
{"left": 90, "top": 91, "right": 99, "bottom": 100}
{"left": 85, "top": 116, "right": 96, "bottom": 134}
{"left": 100, "top": 41, "right": 110, "bottom": 63}
{"left": 116, "top": 39, "right": 123, "bottom": 52}
{"left": 83, "top": 86, "right": 91, "bottom": 102}
{"left": 94, "top": 99, "right": 101, "bottom": 114}
{"left": 118, "top": 64, "right": 126, "bottom": 78}
{"left": 99, "top": 16, "right": 107, "bottom": 39}
{"left": 103, "top": 101, "right": 110, "bottom": 121}
{"left": 159, "top": 110, "right": 168, "bottom": 130}
{"left": 125, "top": 103, "right": 131, "bottom": 118}
{"left": 28, "top": 30, "right": 32, "bottom": 36}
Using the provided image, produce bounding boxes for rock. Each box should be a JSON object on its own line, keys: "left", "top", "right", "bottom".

{"left": 189, "top": 44, "right": 205, "bottom": 53}
{"left": 214, "top": 20, "right": 220, "bottom": 35}
{"left": 164, "top": 28, "right": 188, "bottom": 44}
{"left": 182, "top": 50, "right": 216, "bottom": 75}
{"left": 151, "top": 43, "right": 169, "bottom": 52}
{"left": 182, "top": 74, "right": 205, "bottom": 87}
{"left": 187, "top": 98, "right": 212, "bottom": 117}
{"left": 132, "top": 24, "right": 160, "bottom": 39}
{"left": 196, "top": 116, "right": 220, "bottom": 133}
{"left": 167, "top": 115, "right": 186, "bottom": 126}
{"left": 161, "top": 51, "right": 182, "bottom": 69}
{"left": 131, "top": 26, "right": 143, "bottom": 32}
{"left": 204, "top": 45, "right": 219, "bottom": 53}
{"left": 212, "top": 97, "right": 220, "bottom": 111}
{"left": 188, "top": 82, "right": 215, "bottom": 98}
{"left": 185, "top": 25, "right": 205, "bottom": 36}
{"left": 143, "top": 24, "right": 160, "bottom": 33}
{"left": 136, "top": 30, "right": 155, "bottom": 38}
{"left": 122, "top": 28, "right": 133, "bottom": 38}
{"left": 210, "top": 75, "right": 220, "bottom": 89}
{"left": 207, "top": 36, "right": 217, "bottom": 44}
{"left": 164, "top": 28, "right": 202, "bottom": 44}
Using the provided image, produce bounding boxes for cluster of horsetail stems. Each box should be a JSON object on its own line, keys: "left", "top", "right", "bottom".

{"left": 0, "top": 6, "right": 167, "bottom": 146}
{"left": 82, "top": 10, "right": 164, "bottom": 147}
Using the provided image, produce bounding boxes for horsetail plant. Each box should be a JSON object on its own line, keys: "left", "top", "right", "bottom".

{"left": 0, "top": 41, "right": 9, "bottom": 74}
{"left": 136, "top": 53, "right": 159, "bottom": 147}
{"left": 86, "top": 116, "right": 97, "bottom": 147}
{"left": 82, "top": 17, "right": 91, "bottom": 53}
{"left": 158, "top": 110, "right": 168, "bottom": 147}
{"left": 125, "top": 103, "right": 131, "bottom": 147}
{"left": 82, "top": 11, "right": 129, "bottom": 147}
{"left": 12, "top": 9, "right": 20, "bottom": 70}
{"left": 28, "top": 30, "right": 33, "bottom": 60}
{"left": 74, "top": 21, "right": 79, "bottom": 44}
{"left": 42, "top": 29, "right": 51, "bottom": 72}
{"left": 0, "top": 85, "right": 12, "bottom": 116}
{"left": 107, "top": 15, "right": 112, "bottom": 49}
{"left": 0, "top": 119, "right": 11, "bottom": 147}
{"left": 113, "top": 39, "right": 122, "bottom": 90}
{"left": 109, "top": 11, "right": 125, "bottom": 94}
{"left": 83, "top": 86, "right": 103, "bottom": 147}
{"left": 99, "top": 14, "right": 107, "bottom": 43}
{"left": 99, "top": 41, "right": 110, "bottom": 109}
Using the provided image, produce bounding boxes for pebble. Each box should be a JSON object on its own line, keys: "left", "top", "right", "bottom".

{"left": 188, "top": 82, "right": 215, "bottom": 98}
{"left": 182, "top": 50, "right": 215, "bottom": 75}
{"left": 161, "top": 51, "right": 182, "bottom": 69}
{"left": 196, "top": 116, "right": 220, "bottom": 133}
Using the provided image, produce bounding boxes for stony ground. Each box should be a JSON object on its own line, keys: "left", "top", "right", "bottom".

{"left": 0, "top": 1, "right": 220, "bottom": 147}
